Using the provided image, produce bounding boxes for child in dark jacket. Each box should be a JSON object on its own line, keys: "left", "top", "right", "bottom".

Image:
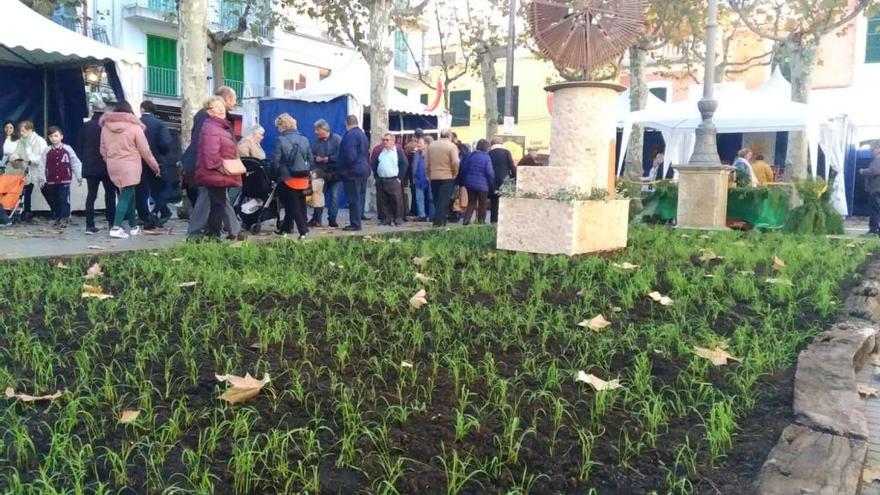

{"left": 38, "top": 126, "right": 82, "bottom": 226}
{"left": 460, "top": 139, "right": 495, "bottom": 225}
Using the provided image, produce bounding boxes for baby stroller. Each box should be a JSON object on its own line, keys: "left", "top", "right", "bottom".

{"left": 0, "top": 174, "right": 26, "bottom": 224}
{"left": 235, "top": 157, "right": 280, "bottom": 234}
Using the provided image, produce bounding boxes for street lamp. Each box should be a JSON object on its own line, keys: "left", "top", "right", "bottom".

{"left": 503, "top": 0, "right": 516, "bottom": 134}
{"left": 673, "top": 0, "right": 733, "bottom": 230}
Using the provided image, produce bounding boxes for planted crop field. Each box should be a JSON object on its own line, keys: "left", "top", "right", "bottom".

{"left": 0, "top": 227, "right": 873, "bottom": 494}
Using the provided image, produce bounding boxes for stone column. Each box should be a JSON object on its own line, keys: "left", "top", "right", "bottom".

{"left": 497, "top": 82, "right": 629, "bottom": 255}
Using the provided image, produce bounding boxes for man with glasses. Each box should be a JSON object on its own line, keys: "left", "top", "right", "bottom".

{"left": 370, "top": 133, "right": 408, "bottom": 226}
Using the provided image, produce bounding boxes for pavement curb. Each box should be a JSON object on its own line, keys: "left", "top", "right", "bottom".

{"left": 756, "top": 264, "right": 880, "bottom": 495}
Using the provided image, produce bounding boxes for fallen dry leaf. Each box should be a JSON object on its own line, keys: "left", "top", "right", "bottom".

{"left": 773, "top": 255, "right": 785, "bottom": 271}
{"left": 149, "top": 252, "right": 160, "bottom": 257}
{"left": 83, "top": 263, "right": 103, "bottom": 279}
{"left": 575, "top": 371, "right": 622, "bottom": 391}
{"left": 847, "top": 242, "right": 858, "bottom": 248}
{"left": 413, "top": 255, "right": 432, "bottom": 267}
{"left": 410, "top": 289, "right": 428, "bottom": 309}
{"left": 733, "top": 240, "right": 752, "bottom": 247}
{"left": 171, "top": 257, "right": 184, "bottom": 262}
{"left": 400, "top": 361, "right": 414, "bottom": 369}
{"left": 612, "top": 262, "right": 639, "bottom": 270}
{"left": 699, "top": 234, "right": 710, "bottom": 240}
{"left": 119, "top": 410, "right": 140, "bottom": 423}
{"left": 576, "top": 289, "right": 586, "bottom": 297}
{"left": 215, "top": 373, "right": 271, "bottom": 404}
{"left": 329, "top": 262, "right": 345, "bottom": 269}
{"left": 859, "top": 384, "right": 880, "bottom": 398}
{"left": 414, "top": 272, "right": 436, "bottom": 283}
{"left": 863, "top": 464, "right": 880, "bottom": 484}
{"left": 738, "top": 270, "right": 755, "bottom": 276}
{"left": 579, "top": 314, "right": 611, "bottom": 331}
{"left": 693, "top": 346, "right": 742, "bottom": 366}
{"left": 178, "top": 281, "right": 198, "bottom": 288}
{"left": 766, "top": 278, "right": 794, "bottom": 286}
{"left": 87, "top": 245, "right": 106, "bottom": 251}
{"left": 648, "top": 291, "right": 674, "bottom": 306}
{"left": 388, "top": 238, "right": 402, "bottom": 244}
{"left": 5, "top": 387, "right": 62, "bottom": 402}
{"left": 680, "top": 234, "right": 691, "bottom": 238}
{"left": 483, "top": 252, "right": 497, "bottom": 260}
{"left": 82, "top": 284, "right": 113, "bottom": 300}
{"left": 612, "top": 306, "right": 622, "bottom": 313}
{"left": 249, "top": 342, "right": 264, "bottom": 351}
{"left": 55, "top": 261, "right": 70, "bottom": 270}
{"left": 699, "top": 250, "right": 723, "bottom": 262}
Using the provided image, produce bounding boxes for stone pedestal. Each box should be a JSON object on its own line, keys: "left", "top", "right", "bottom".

{"left": 496, "top": 82, "right": 629, "bottom": 255}
{"left": 674, "top": 166, "right": 733, "bottom": 230}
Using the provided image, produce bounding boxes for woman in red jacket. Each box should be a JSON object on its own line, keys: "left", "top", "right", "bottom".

{"left": 194, "top": 97, "right": 242, "bottom": 239}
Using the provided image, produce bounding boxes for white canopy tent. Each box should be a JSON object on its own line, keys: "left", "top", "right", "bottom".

{"left": 0, "top": 0, "right": 145, "bottom": 212}
{"left": 292, "top": 54, "right": 441, "bottom": 120}
{"left": 615, "top": 89, "right": 665, "bottom": 127}
{"left": 618, "top": 69, "right": 822, "bottom": 180}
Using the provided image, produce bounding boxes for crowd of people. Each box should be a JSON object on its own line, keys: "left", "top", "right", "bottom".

{"left": 0, "top": 85, "right": 542, "bottom": 237}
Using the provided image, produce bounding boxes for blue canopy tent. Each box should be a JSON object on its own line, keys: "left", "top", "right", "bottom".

{"left": 0, "top": 0, "right": 145, "bottom": 210}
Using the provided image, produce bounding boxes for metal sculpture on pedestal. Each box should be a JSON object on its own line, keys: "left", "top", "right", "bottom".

{"left": 496, "top": 0, "right": 648, "bottom": 255}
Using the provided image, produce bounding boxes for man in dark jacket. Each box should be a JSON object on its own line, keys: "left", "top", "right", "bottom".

{"left": 488, "top": 137, "right": 516, "bottom": 223}
{"left": 338, "top": 114, "right": 371, "bottom": 231}
{"left": 310, "top": 119, "right": 342, "bottom": 227}
{"left": 78, "top": 108, "right": 116, "bottom": 234}
{"left": 139, "top": 100, "right": 173, "bottom": 225}
{"left": 860, "top": 144, "right": 880, "bottom": 236}
{"left": 370, "top": 133, "right": 409, "bottom": 226}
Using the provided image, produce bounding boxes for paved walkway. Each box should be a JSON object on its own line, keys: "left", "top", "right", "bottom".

{"left": 0, "top": 211, "right": 439, "bottom": 260}
{"left": 859, "top": 353, "right": 880, "bottom": 494}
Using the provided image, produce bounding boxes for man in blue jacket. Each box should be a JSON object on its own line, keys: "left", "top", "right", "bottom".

{"left": 139, "top": 100, "right": 173, "bottom": 226}
{"left": 337, "top": 114, "right": 371, "bottom": 231}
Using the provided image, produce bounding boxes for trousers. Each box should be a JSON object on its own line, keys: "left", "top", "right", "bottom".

{"left": 86, "top": 176, "right": 117, "bottom": 228}
{"left": 187, "top": 186, "right": 240, "bottom": 236}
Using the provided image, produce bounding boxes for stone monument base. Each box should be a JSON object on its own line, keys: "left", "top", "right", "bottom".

{"left": 496, "top": 197, "right": 629, "bottom": 255}
{"left": 675, "top": 166, "right": 733, "bottom": 230}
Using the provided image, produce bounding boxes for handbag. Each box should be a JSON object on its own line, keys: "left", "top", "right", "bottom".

{"left": 221, "top": 158, "right": 246, "bottom": 176}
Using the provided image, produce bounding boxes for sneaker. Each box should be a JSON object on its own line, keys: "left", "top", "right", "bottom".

{"left": 109, "top": 227, "right": 129, "bottom": 239}
{"left": 52, "top": 219, "right": 61, "bottom": 227}
{"left": 308, "top": 219, "right": 321, "bottom": 227}
{"left": 298, "top": 233, "right": 308, "bottom": 240}
{"left": 328, "top": 222, "right": 340, "bottom": 228}
{"left": 227, "top": 233, "right": 248, "bottom": 241}
{"left": 342, "top": 225, "right": 361, "bottom": 232}
{"left": 130, "top": 226, "right": 142, "bottom": 236}
{"left": 85, "top": 226, "right": 100, "bottom": 235}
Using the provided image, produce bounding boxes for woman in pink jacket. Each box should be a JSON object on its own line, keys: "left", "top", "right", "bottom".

{"left": 100, "top": 101, "right": 161, "bottom": 239}
{"left": 195, "top": 96, "right": 242, "bottom": 238}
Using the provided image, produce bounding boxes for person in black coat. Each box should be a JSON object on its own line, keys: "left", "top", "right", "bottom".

{"left": 338, "top": 115, "right": 371, "bottom": 231}
{"left": 487, "top": 137, "right": 516, "bottom": 223}
{"left": 139, "top": 100, "right": 174, "bottom": 224}
{"left": 78, "top": 109, "right": 117, "bottom": 234}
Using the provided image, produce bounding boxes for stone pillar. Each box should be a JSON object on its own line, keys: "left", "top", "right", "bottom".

{"left": 497, "top": 82, "right": 630, "bottom": 255}
{"left": 675, "top": 167, "right": 731, "bottom": 230}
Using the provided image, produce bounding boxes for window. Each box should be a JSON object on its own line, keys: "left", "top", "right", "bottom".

{"left": 223, "top": 51, "right": 245, "bottom": 99}
{"left": 394, "top": 31, "right": 409, "bottom": 71}
{"left": 495, "top": 86, "right": 519, "bottom": 124}
{"left": 649, "top": 87, "right": 668, "bottom": 101}
{"left": 420, "top": 93, "right": 429, "bottom": 105}
{"left": 396, "top": 87, "right": 409, "bottom": 96}
{"left": 450, "top": 90, "right": 471, "bottom": 127}
{"left": 429, "top": 52, "right": 457, "bottom": 66}
{"left": 867, "top": 16, "right": 880, "bottom": 63}
{"left": 146, "top": 35, "right": 178, "bottom": 97}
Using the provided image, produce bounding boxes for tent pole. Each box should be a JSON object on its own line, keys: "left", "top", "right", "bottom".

{"left": 43, "top": 68, "right": 48, "bottom": 137}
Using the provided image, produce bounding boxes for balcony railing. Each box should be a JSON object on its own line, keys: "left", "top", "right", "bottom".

{"left": 208, "top": 1, "right": 273, "bottom": 39}
{"left": 146, "top": 66, "right": 179, "bottom": 98}
{"left": 51, "top": 15, "right": 111, "bottom": 45}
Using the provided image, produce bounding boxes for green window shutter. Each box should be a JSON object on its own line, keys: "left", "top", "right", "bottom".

{"left": 146, "top": 35, "right": 177, "bottom": 97}
{"left": 394, "top": 31, "right": 408, "bottom": 71}
{"left": 450, "top": 90, "right": 471, "bottom": 127}
{"left": 420, "top": 93, "right": 429, "bottom": 105}
{"left": 395, "top": 87, "right": 408, "bottom": 96}
{"left": 867, "top": 16, "right": 880, "bottom": 63}
{"left": 223, "top": 51, "right": 245, "bottom": 98}
{"left": 495, "top": 86, "right": 519, "bottom": 124}
{"left": 649, "top": 87, "right": 668, "bottom": 101}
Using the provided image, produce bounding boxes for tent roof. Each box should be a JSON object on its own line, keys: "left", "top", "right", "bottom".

{"left": 291, "top": 54, "right": 437, "bottom": 116}
{"left": 616, "top": 89, "right": 665, "bottom": 125}
{"left": 0, "top": 0, "right": 144, "bottom": 67}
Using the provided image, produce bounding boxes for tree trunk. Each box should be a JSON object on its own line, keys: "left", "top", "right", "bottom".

{"left": 210, "top": 41, "right": 226, "bottom": 92}
{"left": 480, "top": 48, "right": 499, "bottom": 139}
{"left": 785, "top": 39, "right": 816, "bottom": 181}
{"left": 364, "top": 1, "right": 393, "bottom": 214}
{"left": 625, "top": 46, "right": 648, "bottom": 208}
{"left": 179, "top": 0, "right": 208, "bottom": 149}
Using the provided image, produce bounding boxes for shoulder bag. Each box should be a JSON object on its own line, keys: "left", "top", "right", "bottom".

{"left": 221, "top": 158, "right": 246, "bottom": 176}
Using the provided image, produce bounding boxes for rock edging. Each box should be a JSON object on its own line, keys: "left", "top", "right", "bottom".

{"left": 756, "top": 265, "right": 880, "bottom": 495}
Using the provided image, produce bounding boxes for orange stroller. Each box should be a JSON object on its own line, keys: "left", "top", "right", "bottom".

{"left": 0, "top": 175, "right": 26, "bottom": 224}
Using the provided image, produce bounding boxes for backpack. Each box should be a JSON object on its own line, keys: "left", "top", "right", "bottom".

{"left": 282, "top": 139, "right": 310, "bottom": 177}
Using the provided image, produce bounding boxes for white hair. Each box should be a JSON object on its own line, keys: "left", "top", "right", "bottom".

{"left": 248, "top": 124, "right": 265, "bottom": 135}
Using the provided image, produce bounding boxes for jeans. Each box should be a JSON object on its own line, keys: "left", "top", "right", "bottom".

{"left": 151, "top": 166, "right": 174, "bottom": 218}
{"left": 430, "top": 179, "right": 455, "bottom": 226}
{"left": 376, "top": 177, "right": 403, "bottom": 223}
{"left": 86, "top": 177, "right": 117, "bottom": 228}
{"left": 279, "top": 184, "right": 309, "bottom": 235}
{"left": 114, "top": 186, "right": 138, "bottom": 229}
{"left": 22, "top": 183, "right": 33, "bottom": 215}
{"left": 414, "top": 186, "right": 434, "bottom": 219}
{"left": 344, "top": 177, "right": 367, "bottom": 229}
{"left": 316, "top": 180, "right": 343, "bottom": 224}
{"left": 870, "top": 191, "right": 880, "bottom": 234}
{"left": 136, "top": 167, "right": 155, "bottom": 224}
{"left": 42, "top": 183, "right": 71, "bottom": 221}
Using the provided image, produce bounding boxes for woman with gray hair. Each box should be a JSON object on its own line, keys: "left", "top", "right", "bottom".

{"left": 238, "top": 124, "right": 266, "bottom": 160}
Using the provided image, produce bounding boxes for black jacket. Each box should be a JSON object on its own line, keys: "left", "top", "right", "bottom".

{"left": 77, "top": 114, "right": 108, "bottom": 178}
{"left": 311, "top": 133, "right": 342, "bottom": 181}
{"left": 273, "top": 129, "right": 313, "bottom": 181}
{"left": 181, "top": 109, "right": 210, "bottom": 176}
{"left": 488, "top": 147, "right": 516, "bottom": 192}
{"left": 141, "top": 113, "right": 173, "bottom": 168}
